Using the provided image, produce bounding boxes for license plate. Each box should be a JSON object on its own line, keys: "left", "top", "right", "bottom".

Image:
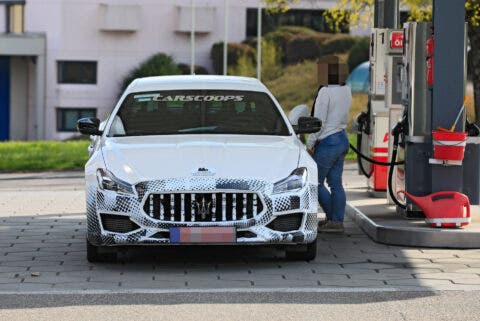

{"left": 169, "top": 227, "right": 236, "bottom": 244}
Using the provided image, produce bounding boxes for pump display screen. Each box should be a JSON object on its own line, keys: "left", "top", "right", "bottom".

{"left": 392, "top": 57, "right": 403, "bottom": 105}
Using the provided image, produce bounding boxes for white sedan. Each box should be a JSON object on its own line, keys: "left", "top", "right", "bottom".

{"left": 77, "top": 75, "right": 321, "bottom": 262}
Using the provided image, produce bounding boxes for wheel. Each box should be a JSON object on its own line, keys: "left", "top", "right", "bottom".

{"left": 86, "top": 240, "right": 117, "bottom": 263}
{"left": 286, "top": 238, "right": 317, "bottom": 261}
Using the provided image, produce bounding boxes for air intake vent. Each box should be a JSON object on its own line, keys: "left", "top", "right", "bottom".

{"left": 100, "top": 214, "right": 139, "bottom": 233}
{"left": 267, "top": 213, "right": 303, "bottom": 232}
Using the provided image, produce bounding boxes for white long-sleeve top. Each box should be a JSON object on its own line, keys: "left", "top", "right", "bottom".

{"left": 306, "top": 85, "right": 352, "bottom": 150}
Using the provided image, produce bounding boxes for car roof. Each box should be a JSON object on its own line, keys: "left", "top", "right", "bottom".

{"left": 127, "top": 75, "right": 269, "bottom": 93}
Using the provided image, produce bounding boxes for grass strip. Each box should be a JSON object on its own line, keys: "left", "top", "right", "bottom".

{"left": 0, "top": 140, "right": 90, "bottom": 172}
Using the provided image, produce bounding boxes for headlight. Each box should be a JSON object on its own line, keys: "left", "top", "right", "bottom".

{"left": 96, "top": 169, "right": 135, "bottom": 195}
{"left": 272, "top": 168, "right": 308, "bottom": 194}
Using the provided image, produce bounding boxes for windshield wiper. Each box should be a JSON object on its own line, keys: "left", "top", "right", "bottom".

{"left": 177, "top": 126, "right": 219, "bottom": 133}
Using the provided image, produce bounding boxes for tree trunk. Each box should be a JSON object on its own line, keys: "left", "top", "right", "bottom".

{"left": 468, "top": 24, "right": 480, "bottom": 125}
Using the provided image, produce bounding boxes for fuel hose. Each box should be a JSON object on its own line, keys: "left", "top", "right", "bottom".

{"left": 349, "top": 134, "right": 407, "bottom": 209}
{"left": 349, "top": 143, "right": 405, "bottom": 166}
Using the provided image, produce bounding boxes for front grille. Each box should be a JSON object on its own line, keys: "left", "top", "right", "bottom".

{"left": 143, "top": 192, "right": 263, "bottom": 222}
{"left": 100, "top": 214, "right": 140, "bottom": 233}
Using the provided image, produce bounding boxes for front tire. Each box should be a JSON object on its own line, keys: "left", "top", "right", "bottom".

{"left": 286, "top": 238, "right": 317, "bottom": 261}
{"left": 86, "top": 240, "right": 117, "bottom": 263}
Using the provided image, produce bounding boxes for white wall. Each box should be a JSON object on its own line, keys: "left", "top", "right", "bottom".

{"left": 10, "top": 57, "right": 29, "bottom": 140}
{"left": 0, "top": 5, "right": 5, "bottom": 33}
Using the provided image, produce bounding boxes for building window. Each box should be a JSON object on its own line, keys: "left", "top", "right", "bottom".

{"left": 2, "top": 1, "right": 26, "bottom": 34}
{"left": 246, "top": 8, "right": 349, "bottom": 37}
{"left": 57, "top": 61, "right": 97, "bottom": 84}
{"left": 57, "top": 108, "right": 96, "bottom": 132}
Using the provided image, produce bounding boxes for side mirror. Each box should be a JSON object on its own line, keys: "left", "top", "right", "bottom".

{"left": 295, "top": 117, "right": 322, "bottom": 134}
{"left": 77, "top": 117, "right": 103, "bottom": 136}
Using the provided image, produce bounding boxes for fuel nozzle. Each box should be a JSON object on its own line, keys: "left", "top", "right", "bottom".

{"left": 466, "top": 120, "right": 480, "bottom": 137}
{"left": 391, "top": 116, "right": 408, "bottom": 148}
{"left": 355, "top": 111, "right": 370, "bottom": 135}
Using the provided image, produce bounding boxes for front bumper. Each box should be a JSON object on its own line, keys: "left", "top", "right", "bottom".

{"left": 86, "top": 177, "right": 318, "bottom": 246}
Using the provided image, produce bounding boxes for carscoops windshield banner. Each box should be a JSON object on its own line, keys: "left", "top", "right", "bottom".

{"left": 134, "top": 93, "right": 245, "bottom": 102}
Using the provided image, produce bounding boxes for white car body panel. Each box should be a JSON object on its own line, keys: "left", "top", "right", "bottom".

{"left": 101, "top": 135, "right": 301, "bottom": 184}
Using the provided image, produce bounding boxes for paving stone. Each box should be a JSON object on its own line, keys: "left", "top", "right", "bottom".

{"left": 0, "top": 277, "right": 22, "bottom": 284}
{"left": 414, "top": 272, "right": 480, "bottom": 280}
{"left": 386, "top": 279, "right": 454, "bottom": 287}
{"left": 448, "top": 268, "right": 480, "bottom": 274}
{"left": 379, "top": 268, "right": 443, "bottom": 274}
{"left": 431, "top": 258, "right": 480, "bottom": 264}
{"left": 352, "top": 273, "right": 417, "bottom": 281}
{"left": 450, "top": 278, "right": 480, "bottom": 285}
{"left": 319, "top": 279, "right": 387, "bottom": 287}
{"left": 22, "top": 276, "right": 87, "bottom": 284}
{"left": 368, "top": 257, "right": 433, "bottom": 265}
{"left": 1, "top": 255, "right": 36, "bottom": 262}
{"left": 0, "top": 283, "right": 55, "bottom": 292}
{"left": 403, "top": 262, "right": 469, "bottom": 269}
{"left": 314, "top": 257, "right": 369, "bottom": 264}
{"left": 342, "top": 263, "right": 398, "bottom": 270}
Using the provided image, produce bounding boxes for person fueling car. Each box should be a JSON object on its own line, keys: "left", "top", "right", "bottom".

{"left": 307, "top": 56, "right": 352, "bottom": 233}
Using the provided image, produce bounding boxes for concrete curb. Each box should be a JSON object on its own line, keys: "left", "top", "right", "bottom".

{"left": 0, "top": 171, "right": 84, "bottom": 180}
{"left": 346, "top": 202, "right": 480, "bottom": 249}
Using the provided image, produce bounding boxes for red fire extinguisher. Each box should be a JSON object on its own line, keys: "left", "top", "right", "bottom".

{"left": 426, "top": 30, "right": 434, "bottom": 87}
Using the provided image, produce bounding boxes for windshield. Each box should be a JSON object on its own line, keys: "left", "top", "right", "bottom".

{"left": 108, "top": 90, "right": 290, "bottom": 137}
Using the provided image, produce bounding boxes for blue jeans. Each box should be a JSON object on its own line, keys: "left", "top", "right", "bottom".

{"left": 313, "top": 130, "right": 350, "bottom": 222}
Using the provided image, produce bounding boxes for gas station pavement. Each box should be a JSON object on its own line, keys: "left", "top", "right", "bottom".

{"left": 0, "top": 164, "right": 480, "bottom": 296}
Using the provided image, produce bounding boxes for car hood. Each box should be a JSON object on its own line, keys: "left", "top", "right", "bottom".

{"left": 101, "top": 135, "right": 301, "bottom": 184}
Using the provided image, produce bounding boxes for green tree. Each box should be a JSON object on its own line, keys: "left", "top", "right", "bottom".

{"left": 264, "top": 0, "right": 480, "bottom": 123}
{"left": 228, "top": 40, "right": 282, "bottom": 81}
{"left": 120, "top": 53, "right": 180, "bottom": 93}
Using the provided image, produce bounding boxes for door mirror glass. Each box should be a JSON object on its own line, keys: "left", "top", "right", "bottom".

{"left": 77, "top": 117, "right": 102, "bottom": 136}
{"left": 295, "top": 117, "right": 322, "bottom": 134}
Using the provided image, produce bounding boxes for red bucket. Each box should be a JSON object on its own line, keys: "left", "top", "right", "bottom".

{"left": 432, "top": 131, "right": 467, "bottom": 161}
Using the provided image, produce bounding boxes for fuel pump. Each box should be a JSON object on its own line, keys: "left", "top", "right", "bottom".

{"left": 385, "top": 30, "right": 404, "bottom": 204}
{"left": 357, "top": 28, "right": 403, "bottom": 195}
{"left": 391, "top": 22, "right": 433, "bottom": 218}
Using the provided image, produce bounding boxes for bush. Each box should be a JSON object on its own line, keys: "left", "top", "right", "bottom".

{"left": 265, "top": 26, "right": 332, "bottom": 64}
{"left": 177, "top": 63, "right": 209, "bottom": 75}
{"left": 228, "top": 54, "right": 256, "bottom": 77}
{"left": 319, "top": 35, "right": 358, "bottom": 56}
{"left": 285, "top": 35, "right": 322, "bottom": 64}
{"left": 261, "top": 40, "right": 282, "bottom": 81}
{"left": 347, "top": 37, "right": 370, "bottom": 71}
{"left": 210, "top": 42, "right": 255, "bottom": 75}
{"left": 264, "top": 60, "right": 318, "bottom": 112}
{"left": 120, "top": 53, "right": 180, "bottom": 92}
{"left": 284, "top": 33, "right": 366, "bottom": 66}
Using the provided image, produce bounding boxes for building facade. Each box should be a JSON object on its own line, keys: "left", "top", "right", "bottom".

{"left": 0, "top": 0, "right": 346, "bottom": 141}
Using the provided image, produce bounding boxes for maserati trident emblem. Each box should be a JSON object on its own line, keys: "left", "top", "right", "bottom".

{"left": 191, "top": 166, "right": 216, "bottom": 176}
{"left": 193, "top": 197, "right": 212, "bottom": 220}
